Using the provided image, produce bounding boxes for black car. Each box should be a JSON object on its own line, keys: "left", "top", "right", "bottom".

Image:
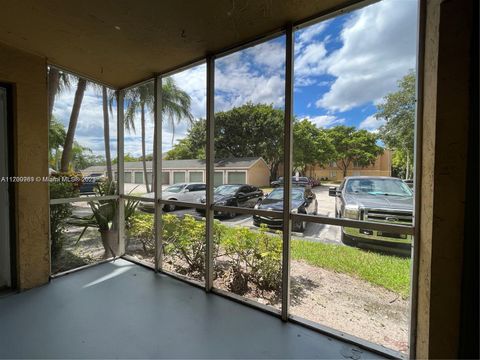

{"left": 197, "top": 184, "right": 264, "bottom": 218}
{"left": 253, "top": 187, "right": 318, "bottom": 232}
{"left": 271, "top": 176, "right": 310, "bottom": 188}
{"left": 79, "top": 173, "right": 105, "bottom": 194}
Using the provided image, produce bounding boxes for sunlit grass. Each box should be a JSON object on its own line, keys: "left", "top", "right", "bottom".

{"left": 291, "top": 240, "right": 411, "bottom": 297}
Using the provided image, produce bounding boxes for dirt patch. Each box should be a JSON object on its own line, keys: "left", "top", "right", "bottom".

{"left": 289, "top": 260, "right": 409, "bottom": 353}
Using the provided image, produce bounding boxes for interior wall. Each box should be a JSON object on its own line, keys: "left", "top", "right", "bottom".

{"left": 0, "top": 42, "right": 50, "bottom": 290}
{"left": 416, "top": 0, "right": 473, "bottom": 357}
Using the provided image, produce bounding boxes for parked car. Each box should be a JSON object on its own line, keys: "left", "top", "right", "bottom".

{"left": 271, "top": 176, "right": 311, "bottom": 188}
{"left": 79, "top": 173, "right": 105, "bottom": 194}
{"left": 403, "top": 179, "right": 414, "bottom": 189}
{"left": 196, "top": 184, "right": 263, "bottom": 218}
{"left": 253, "top": 186, "right": 318, "bottom": 232}
{"left": 139, "top": 183, "right": 206, "bottom": 212}
{"left": 329, "top": 176, "right": 413, "bottom": 252}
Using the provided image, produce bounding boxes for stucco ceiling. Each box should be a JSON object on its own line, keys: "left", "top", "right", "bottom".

{"left": 0, "top": 0, "right": 357, "bottom": 88}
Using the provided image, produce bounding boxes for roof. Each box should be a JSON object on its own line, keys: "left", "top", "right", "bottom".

{"left": 0, "top": 0, "right": 345, "bottom": 88}
{"left": 82, "top": 157, "right": 265, "bottom": 173}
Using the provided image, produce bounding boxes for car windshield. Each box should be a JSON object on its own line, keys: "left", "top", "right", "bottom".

{"left": 214, "top": 185, "right": 241, "bottom": 196}
{"left": 164, "top": 184, "right": 185, "bottom": 193}
{"left": 345, "top": 178, "right": 413, "bottom": 196}
{"left": 267, "top": 188, "right": 304, "bottom": 201}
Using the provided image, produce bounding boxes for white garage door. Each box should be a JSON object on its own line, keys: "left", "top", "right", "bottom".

{"left": 227, "top": 172, "right": 246, "bottom": 184}
{"left": 173, "top": 171, "right": 186, "bottom": 184}
{"left": 189, "top": 171, "right": 203, "bottom": 182}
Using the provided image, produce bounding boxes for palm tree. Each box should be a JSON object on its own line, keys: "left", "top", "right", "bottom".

{"left": 48, "top": 67, "right": 71, "bottom": 124}
{"left": 102, "top": 86, "right": 113, "bottom": 182}
{"left": 124, "top": 78, "right": 194, "bottom": 193}
{"left": 60, "top": 77, "right": 87, "bottom": 172}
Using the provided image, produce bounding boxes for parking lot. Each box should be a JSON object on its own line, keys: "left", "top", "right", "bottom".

{"left": 72, "top": 185, "right": 342, "bottom": 245}
{"left": 141, "top": 185, "right": 341, "bottom": 244}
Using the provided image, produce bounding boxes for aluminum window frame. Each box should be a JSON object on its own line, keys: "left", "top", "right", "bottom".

{"left": 46, "top": 0, "right": 423, "bottom": 358}
{"left": 47, "top": 68, "right": 122, "bottom": 277}
{"left": 137, "top": 1, "right": 419, "bottom": 357}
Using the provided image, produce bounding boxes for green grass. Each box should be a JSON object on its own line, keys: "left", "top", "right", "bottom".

{"left": 291, "top": 239, "right": 411, "bottom": 297}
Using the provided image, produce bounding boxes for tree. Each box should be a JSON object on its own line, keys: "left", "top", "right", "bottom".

{"left": 102, "top": 86, "right": 114, "bottom": 181}
{"left": 293, "top": 119, "right": 335, "bottom": 175}
{"left": 60, "top": 77, "right": 87, "bottom": 172}
{"left": 49, "top": 117, "right": 66, "bottom": 170}
{"left": 377, "top": 71, "right": 416, "bottom": 179}
{"left": 327, "top": 126, "right": 383, "bottom": 178}
{"left": 124, "top": 78, "right": 193, "bottom": 193}
{"left": 165, "top": 103, "right": 284, "bottom": 180}
{"left": 124, "top": 82, "right": 154, "bottom": 192}
{"left": 48, "top": 67, "right": 71, "bottom": 124}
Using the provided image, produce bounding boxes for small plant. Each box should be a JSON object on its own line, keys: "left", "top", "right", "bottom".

{"left": 75, "top": 180, "right": 138, "bottom": 257}
{"left": 49, "top": 172, "right": 81, "bottom": 257}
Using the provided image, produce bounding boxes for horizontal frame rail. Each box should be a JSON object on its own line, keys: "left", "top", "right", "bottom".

{"left": 49, "top": 195, "right": 119, "bottom": 205}
{"left": 291, "top": 213, "right": 414, "bottom": 235}
{"left": 121, "top": 195, "right": 154, "bottom": 202}
{"left": 159, "top": 199, "right": 207, "bottom": 210}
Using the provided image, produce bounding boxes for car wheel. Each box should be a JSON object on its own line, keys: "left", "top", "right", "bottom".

{"left": 293, "top": 220, "right": 306, "bottom": 232}
{"left": 164, "top": 203, "right": 176, "bottom": 212}
{"left": 341, "top": 231, "right": 357, "bottom": 247}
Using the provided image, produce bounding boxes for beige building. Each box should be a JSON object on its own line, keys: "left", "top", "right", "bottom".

{"left": 83, "top": 157, "right": 271, "bottom": 188}
{"left": 306, "top": 150, "right": 392, "bottom": 181}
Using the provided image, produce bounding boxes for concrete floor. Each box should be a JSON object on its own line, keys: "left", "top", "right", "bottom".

{"left": 0, "top": 259, "right": 384, "bottom": 359}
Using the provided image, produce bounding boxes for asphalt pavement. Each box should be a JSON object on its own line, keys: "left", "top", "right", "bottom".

{"left": 71, "top": 185, "right": 342, "bottom": 245}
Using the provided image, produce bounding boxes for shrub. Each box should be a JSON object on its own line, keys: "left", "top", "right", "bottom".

{"left": 221, "top": 224, "right": 282, "bottom": 293}
{"left": 127, "top": 212, "right": 281, "bottom": 290}
{"left": 49, "top": 173, "right": 80, "bottom": 257}
{"left": 128, "top": 212, "right": 155, "bottom": 253}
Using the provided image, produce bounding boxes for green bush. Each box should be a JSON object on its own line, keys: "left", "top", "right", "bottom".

{"left": 127, "top": 213, "right": 282, "bottom": 291}
{"left": 128, "top": 212, "right": 155, "bottom": 253}
{"left": 221, "top": 225, "right": 282, "bottom": 293}
{"left": 49, "top": 174, "right": 80, "bottom": 257}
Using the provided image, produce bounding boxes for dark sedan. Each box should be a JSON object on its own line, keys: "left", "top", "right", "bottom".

{"left": 271, "top": 176, "right": 311, "bottom": 188}
{"left": 253, "top": 187, "right": 317, "bottom": 232}
{"left": 197, "top": 184, "right": 264, "bottom": 218}
{"left": 79, "top": 173, "right": 105, "bottom": 194}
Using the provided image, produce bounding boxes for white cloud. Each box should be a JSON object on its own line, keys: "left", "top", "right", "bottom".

{"left": 214, "top": 45, "right": 285, "bottom": 111}
{"left": 315, "top": 0, "right": 417, "bottom": 112}
{"left": 359, "top": 114, "right": 385, "bottom": 132}
{"left": 294, "top": 42, "right": 328, "bottom": 81}
{"left": 245, "top": 40, "right": 285, "bottom": 74}
{"left": 303, "top": 115, "right": 345, "bottom": 128}
{"left": 296, "top": 21, "right": 330, "bottom": 50}
{"left": 168, "top": 64, "right": 206, "bottom": 120}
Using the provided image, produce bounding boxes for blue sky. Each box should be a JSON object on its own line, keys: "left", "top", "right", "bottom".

{"left": 53, "top": 0, "right": 418, "bottom": 158}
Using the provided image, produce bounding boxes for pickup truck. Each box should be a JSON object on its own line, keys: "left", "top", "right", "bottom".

{"left": 329, "top": 176, "right": 413, "bottom": 253}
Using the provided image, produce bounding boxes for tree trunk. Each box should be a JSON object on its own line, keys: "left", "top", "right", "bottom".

{"left": 141, "top": 104, "right": 150, "bottom": 193}
{"left": 48, "top": 68, "right": 60, "bottom": 125}
{"left": 102, "top": 86, "right": 113, "bottom": 182}
{"left": 61, "top": 78, "right": 87, "bottom": 172}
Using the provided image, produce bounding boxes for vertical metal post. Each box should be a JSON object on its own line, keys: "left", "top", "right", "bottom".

{"left": 409, "top": 0, "right": 426, "bottom": 357}
{"left": 205, "top": 55, "right": 215, "bottom": 291}
{"left": 117, "top": 90, "right": 125, "bottom": 255}
{"left": 154, "top": 76, "right": 163, "bottom": 272}
{"left": 281, "top": 24, "right": 294, "bottom": 321}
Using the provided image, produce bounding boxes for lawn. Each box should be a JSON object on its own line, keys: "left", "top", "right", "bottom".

{"left": 291, "top": 239, "right": 411, "bottom": 297}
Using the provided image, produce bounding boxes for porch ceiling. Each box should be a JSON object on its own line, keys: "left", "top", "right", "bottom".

{"left": 0, "top": 0, "right": 353, "bottom": 88}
